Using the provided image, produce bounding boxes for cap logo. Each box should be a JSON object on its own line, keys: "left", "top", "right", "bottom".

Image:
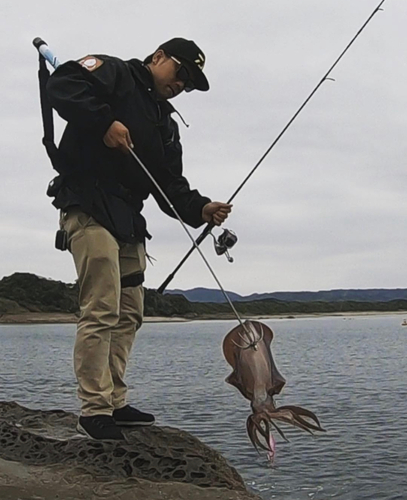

{"left": 195, "top": 53, "right": 205, "bottom": 70}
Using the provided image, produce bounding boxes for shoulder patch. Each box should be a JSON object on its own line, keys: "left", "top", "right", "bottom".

{"left": 77, "top": 55, "right": 104, "bottom": 72}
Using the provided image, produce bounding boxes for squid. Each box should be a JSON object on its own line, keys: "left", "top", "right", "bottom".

{"left": 222, "top": 320, "right": 325, "bottom": 454}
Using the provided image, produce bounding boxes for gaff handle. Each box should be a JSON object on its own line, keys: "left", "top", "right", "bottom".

{"left": 32, "top": 37, "right": 61, "bottom": 69}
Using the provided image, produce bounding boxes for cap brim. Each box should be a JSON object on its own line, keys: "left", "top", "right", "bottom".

{"left": 183, "top": 60, "right": 210, "bottom": 92}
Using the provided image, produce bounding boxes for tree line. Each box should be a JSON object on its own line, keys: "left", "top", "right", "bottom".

{"left": 1, "top": 272, "right": 407, "bottom": 318}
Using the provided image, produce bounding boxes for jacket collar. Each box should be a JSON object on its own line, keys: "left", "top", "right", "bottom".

{"left": 126, "top": 58, "right": 175, "bottom": 116}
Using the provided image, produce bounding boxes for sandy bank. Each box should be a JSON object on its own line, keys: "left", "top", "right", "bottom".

{"left": 1, "top": 310, "right": 407, "bottom": 325}
{"left": 0, "top": 312, "right": 191, "bottom": 324}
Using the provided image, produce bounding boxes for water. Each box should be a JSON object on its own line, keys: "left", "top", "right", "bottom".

{"left": 1, "top": 315, "right": 407, "bottom": 499}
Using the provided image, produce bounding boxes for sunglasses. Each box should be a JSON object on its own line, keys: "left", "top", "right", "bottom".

{"left": 170, "top": 56, "right": 195, "bottom": 92}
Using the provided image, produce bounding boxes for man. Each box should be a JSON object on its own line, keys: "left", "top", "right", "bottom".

{"left": 46, "top": 38, "right": 232, "bottom": 440}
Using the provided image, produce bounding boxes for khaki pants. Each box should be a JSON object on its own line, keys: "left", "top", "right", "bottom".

{"left": 61, "top": 208, "right": 146, "bottom": 417}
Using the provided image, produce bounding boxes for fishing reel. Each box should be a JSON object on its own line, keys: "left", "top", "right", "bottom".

{"left": 212, "top": 229, "right": 238, "bottom": 263}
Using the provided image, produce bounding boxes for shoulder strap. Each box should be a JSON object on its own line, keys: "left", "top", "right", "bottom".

{"left": 37, "top": 54, "right": 64, "bottom": 173}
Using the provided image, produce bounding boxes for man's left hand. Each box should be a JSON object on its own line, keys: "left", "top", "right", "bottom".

{"left": 202, "top": 202, "right": 233, "bottom": 226}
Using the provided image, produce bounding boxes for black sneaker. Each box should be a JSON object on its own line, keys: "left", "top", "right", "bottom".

{"left": 77, "top": 415, "right": 125, "bottom": 440}
{"left": 113, "top": 405, "right": 155, "bottom": 426}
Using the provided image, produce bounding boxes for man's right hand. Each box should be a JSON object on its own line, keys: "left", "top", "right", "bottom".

{"left": 103, "top": 121, "right": 133, "bottom": 153}
{"left": 202, "top": 202, "right": 233, "bottom": 226}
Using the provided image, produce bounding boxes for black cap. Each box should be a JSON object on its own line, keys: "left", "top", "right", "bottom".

{"left": 157, "top": 38, "right": 209, "bottom": 92}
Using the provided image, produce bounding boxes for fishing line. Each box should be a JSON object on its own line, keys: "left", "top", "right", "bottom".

{"left": 127, "top": 148, "right": 250, "bottom": 334}
{"left": 128, "top": 148, "right": 255, "bottom": 342}
{"left": 157, "top": 0, "right": 387, "bottom": 293}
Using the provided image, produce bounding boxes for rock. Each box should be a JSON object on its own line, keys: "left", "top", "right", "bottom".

{"left": 0, "top": 402, "right": 261, "bottom": 500}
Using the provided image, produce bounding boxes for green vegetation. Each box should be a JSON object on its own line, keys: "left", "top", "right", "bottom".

{"left": 0, "top": 273, "right": 78, "bottom": 313}
{"left": 1, "top": 272, "right": 407, "bottom": 318}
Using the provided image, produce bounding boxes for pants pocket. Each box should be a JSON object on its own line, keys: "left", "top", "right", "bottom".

{"left": 61, "top": 208, "right": 100, "bottom": 252}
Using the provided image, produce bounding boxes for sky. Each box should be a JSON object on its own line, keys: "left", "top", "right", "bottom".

{"left": 0, "top": 0, "right": 406, "bottom": 295}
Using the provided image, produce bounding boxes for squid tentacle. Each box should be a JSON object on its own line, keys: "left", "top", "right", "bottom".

{"left": 276, "top": 406, "right": 325, "bottom": 433}
{"left": 291, "top": 413, "right": 323, "bottom": 433}
{"left": 253, "top": 418, "right": 271, "bottom": 450}
{"left": 248, "top": 413, "right": 288, "bottom": 451}
{"left": 247, "top": 415, "right": 269, "bottom": 452}
{"left": 269, "top": 419, "right": 289, "bottom": 442}
{"left": 278, "top": 404, "right": 324, "bottom": 429}
{"left": 266, "top": 408, "right": 320, "bottom": 434}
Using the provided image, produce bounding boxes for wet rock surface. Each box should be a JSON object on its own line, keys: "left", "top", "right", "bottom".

{"left": 0, "top": 402, "right": 261, "bottom": 500}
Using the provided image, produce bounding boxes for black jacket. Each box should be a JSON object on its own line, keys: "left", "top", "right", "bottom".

{"left": 46, "top": 55, "right": 211, "bottom": 243}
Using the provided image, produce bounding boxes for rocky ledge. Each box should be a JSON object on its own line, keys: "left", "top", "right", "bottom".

{"left": 0, "top": 402, "right": 260, "bottom": 500}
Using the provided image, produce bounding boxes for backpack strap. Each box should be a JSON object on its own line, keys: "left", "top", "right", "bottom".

{"left": 37, "top": 53, "right": 64, "bottom": 173}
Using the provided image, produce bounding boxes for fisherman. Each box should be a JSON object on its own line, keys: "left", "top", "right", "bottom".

{"left": 46, "top": 38, "right": 232, "bottom": 440}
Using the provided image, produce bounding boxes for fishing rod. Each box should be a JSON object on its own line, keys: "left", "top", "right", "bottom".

{"left": 33, "top": 37, "right": 259, "bottom": 346}
{"left": 157, "top": 0, "right": 387, "bottom": 294}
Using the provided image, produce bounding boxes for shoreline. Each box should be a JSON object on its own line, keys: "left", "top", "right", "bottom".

{"left": 1, "top": 310, "right": 407, "bottom": 325}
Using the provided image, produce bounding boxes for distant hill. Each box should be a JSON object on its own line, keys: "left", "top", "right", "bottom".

{"left": 166, "top": 287, "right": 407, "bottom": 303}
{"left": 1, "top": 273, "right": 407, "bottom": 319}
{"left": 167, "top": 287, "right": 244, "bottom": 303}
{"left": 0, "top": 273, "right": 79, "bottom": 313}
{"left": 0, "top": 273, "right": 194, "bottom": 318}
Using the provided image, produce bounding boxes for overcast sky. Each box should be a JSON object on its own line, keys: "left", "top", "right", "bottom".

{"left": 0, "top": 0, "right": 406, "bottom": 295}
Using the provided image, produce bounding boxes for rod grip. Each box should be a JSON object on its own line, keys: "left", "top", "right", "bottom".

{"left": 156, "top": 222, "right": 214, "bottom": 294}
{"left": 157, "top": 274, "right": 175, "bottom": 295}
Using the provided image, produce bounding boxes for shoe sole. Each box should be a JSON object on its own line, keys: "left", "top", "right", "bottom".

{"left": 76, "top": 422, "right": 126, "bottom": 440}
{"left": 114, "top": 420, "right": 155, "bottom": 427}
{"left": 76, "top": 422, "right": 93, "bottom": 438}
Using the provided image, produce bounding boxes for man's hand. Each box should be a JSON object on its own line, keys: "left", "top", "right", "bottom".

{"left": 103, "top": 121, "right": 133, "bottom": 153}
{"left": 202, "top": 202, "right": 233, "bottom": 226}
